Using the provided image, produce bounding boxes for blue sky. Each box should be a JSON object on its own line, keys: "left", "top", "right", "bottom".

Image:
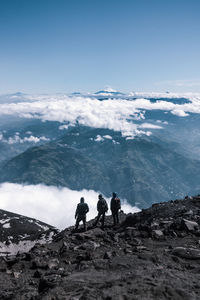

{"left": 0, "top": 0, "right": 200, "bottom": 93}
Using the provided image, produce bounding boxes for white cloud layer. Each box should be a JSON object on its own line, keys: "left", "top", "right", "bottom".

{"left": 0, "top": 183, "right": 140, "bottom": 230}
{"left": 0, "top": 92, "right": 200, "bottom": 138}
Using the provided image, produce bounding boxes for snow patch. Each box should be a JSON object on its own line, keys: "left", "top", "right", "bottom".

{"left": 3, "top": 222, "right": 11, "bottom": 229}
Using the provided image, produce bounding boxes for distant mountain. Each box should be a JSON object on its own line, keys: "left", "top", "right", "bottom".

{"left": 0, "top": 209, "right": 58, "bottom": 256}
{"left": 0, "top": 118, "right": 65, "bottom": 164}
{"left": 1, "top": 127, "right": 200, "bottom": 208}
{"left": 94, "top": 90, "right": 124, "bottom": 96}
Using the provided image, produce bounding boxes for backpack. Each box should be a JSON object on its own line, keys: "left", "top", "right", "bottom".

{"left": 111, "top": 197, "right": 121, "bottom": 211}
{"left": 98, "top": 199, "right": 108, "bottom": 212}
{"left": 77, "top": 203, "right": 88, "bottom": 215}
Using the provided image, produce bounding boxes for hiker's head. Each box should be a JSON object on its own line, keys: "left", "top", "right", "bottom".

{"left": 112, "top": 192, "right": 117, "bottom": 198}
{"left": 80, "top": 197, "right": 84, "bottom": 203}
{"left": 98, "top": 194, "right": 103, "bottom": 200}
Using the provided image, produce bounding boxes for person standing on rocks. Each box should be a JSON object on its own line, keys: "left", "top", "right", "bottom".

{"left": 75, "top": 197, "right": 89, "bottom": 231}
{"left": 110, "top": 192, "right": 121, "bottom": 226}
{"left": 93, "top": 194, "right": 108, "bottom": 228}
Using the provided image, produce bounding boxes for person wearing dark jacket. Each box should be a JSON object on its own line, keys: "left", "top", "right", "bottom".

{"left": 110, "top": 192, "right": 121, "bottom": 226}
{"left": 93, "top": 194, "right": 108, "bottom": 228}
{"left": 75, "top": 197, "right": 89, "bottom": 231}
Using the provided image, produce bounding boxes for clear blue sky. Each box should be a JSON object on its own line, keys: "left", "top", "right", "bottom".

{"left": 0, "top": 0, "right": 200, "bottom": 93}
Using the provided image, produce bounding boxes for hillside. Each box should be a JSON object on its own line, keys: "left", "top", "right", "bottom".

{"left": 0, "top": 209, "right": 58, "bottom": 256}
{"left": 0, "top": 196, "right": 200, "bottom": 299}
{"left": 1, "top": 127, "right": 200, "bottom": 207}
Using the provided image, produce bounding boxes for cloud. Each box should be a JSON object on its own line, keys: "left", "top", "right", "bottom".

{"left": 103, "top": 135, "right": 112, "bottom": 139}
{"left": 0, "top": 183, "right": 140, "bottom": 230}
{"left": 94, "top": 135, "right": 104, "bottom": 142}
{"left": 138, "top": 123, "right": 163, "bottom": 129}
{"left": 0, "top": 133, "right": 50, "bottom": 144}
{"left": 59, "top": 124, "right": 70, "bottom": 130}
{"left": 0, "top": 92, "right": 200, "bottom": 138}
{"left": 171, "top": 109, "right": 189, "bottom": 117}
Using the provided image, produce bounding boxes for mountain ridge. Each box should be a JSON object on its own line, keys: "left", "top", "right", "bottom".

{"left": 1, "top": 128, "right": 200, "bottom": 207}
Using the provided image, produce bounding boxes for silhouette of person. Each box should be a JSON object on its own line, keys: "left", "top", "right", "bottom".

{"left": 110, "top": 192, "right": 121, "bottom": 226}
{"left": 93, "top": 194, "right": 108, "bottom": 228}
{"left": 75, "top": 197, "right": 89, "bottom": 231}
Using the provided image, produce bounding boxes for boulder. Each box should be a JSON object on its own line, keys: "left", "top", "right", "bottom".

{"left": 181, "top": 219, "right": 199, "bottom": 232}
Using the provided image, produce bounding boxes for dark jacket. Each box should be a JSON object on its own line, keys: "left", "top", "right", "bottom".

{"left": 110, "top": 197, "right": 121, "bottom": 213}
{"left": 75, "top": 203, "right": 89, "bottom": 218}
{"left": 97, "top": 198, "right": 108, "bottom": 214}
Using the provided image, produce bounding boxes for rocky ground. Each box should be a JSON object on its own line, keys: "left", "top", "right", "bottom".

{"left": 0, "top": 196, "right": 200, "bottom": 299}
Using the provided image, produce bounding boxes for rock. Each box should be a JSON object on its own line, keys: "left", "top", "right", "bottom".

{"left": 124, "top": 227, "right": 138, "bottom": 237}
{"left": 4, "top": 256, "right": 18, "bottom": 267}
{"left": 150, "top": 222, "right": 159, "bottom": 230}
{"left": 103, "top": 252, "right": 112, "bottom": 259}
{"left": 0, "top": 258, "right": 7, "bottom": 271}
{"left": 183, "top": 210, "right": 194, "bottom": 217}
{"left": 59, "top": 241, "right": 69, "bottom": 254}
{"left": 131, "top": 238, "right": 142, "bottom": 246}
{"left": 33, "top": 270, "right": 42, "bottom": 278}
{"left": 160, "top": 220, "right": 173, "bottom": 228}
{"left": 151, "top": 230, "right": 164, "bottom": 240}
{"left": 181, "top": 219, "right": 199, "bottom": 231}
{"left": 124, "top": 248, "right": 132, "bottom": 254}
{"left": 38, "top": 274, "right": 61, "bottom": 293}
{"left": 23, "top": 253, "right": 33, "bottom": 261}
{"left": 13, "top": 271, "right": 21, "bottom": 278}
{"left": 74, "top": 241, "right": 100, "bottom": 251}
{"left": 31, "top": 258, "right": 48, "bottom": 270}
{"left": 48, "top": 258, "right": 60, "bottom": 269}
{"left": 172, "top": 247, "right": 200, "bottom": 260}
{"left": 75, "top": 228, "right": 106, "bottom": 241}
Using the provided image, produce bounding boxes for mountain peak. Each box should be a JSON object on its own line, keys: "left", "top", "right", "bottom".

{"left": 94, "top": 86, "right": 123, "bottom": 95}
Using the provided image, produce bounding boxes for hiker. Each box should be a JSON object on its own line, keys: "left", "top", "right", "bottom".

{"left": 75, "top": 197, "right": 89, "bottom": 231}
{"left": 93, "top": 194, "right": 108, "bottom": 228}
{"left": 110, "top": 192, "right": 121, "bottom": 226}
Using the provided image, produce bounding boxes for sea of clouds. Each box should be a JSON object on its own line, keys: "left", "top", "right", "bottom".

{"left": 0, "top": 91, "right": 199, "bottom": 229}
{"left": 0, "top": 92, "right": 200, "bottom": 138}
{"left": 0, "top": 183, "right": 140, "bottom": 229}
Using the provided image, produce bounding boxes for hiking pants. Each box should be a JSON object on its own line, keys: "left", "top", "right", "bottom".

{"left": 112, "top": 210, "right": 119, "bottom": 225}
{"left": 94, "top": 212, "right": 105, "bottom": 227}
{"left": 75, "top": 215, "right": 86, "bottom": 231}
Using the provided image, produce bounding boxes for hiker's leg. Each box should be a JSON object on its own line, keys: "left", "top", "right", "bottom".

{"left": 94, "top": 212, "right": 101, "bottom": 226}
{"left": 101, "top": 212, "right": 105, "bottom": 227}
{"left": 116, "top": 211, "right": 119, "bottom": 224}
{"left": 83, "top": 216, "right": 87, "bottom": 231}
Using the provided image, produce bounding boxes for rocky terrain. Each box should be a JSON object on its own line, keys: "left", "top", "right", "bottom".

{"left": 0, "top": 209, "right": 58, "bottom": 256}
{"left": 0, "top": 196, "right": 200, "bottom": 299}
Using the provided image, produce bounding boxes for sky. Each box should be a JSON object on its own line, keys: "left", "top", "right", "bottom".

{"left": 0, "top": 0, "right": 200, "bottom": 93}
